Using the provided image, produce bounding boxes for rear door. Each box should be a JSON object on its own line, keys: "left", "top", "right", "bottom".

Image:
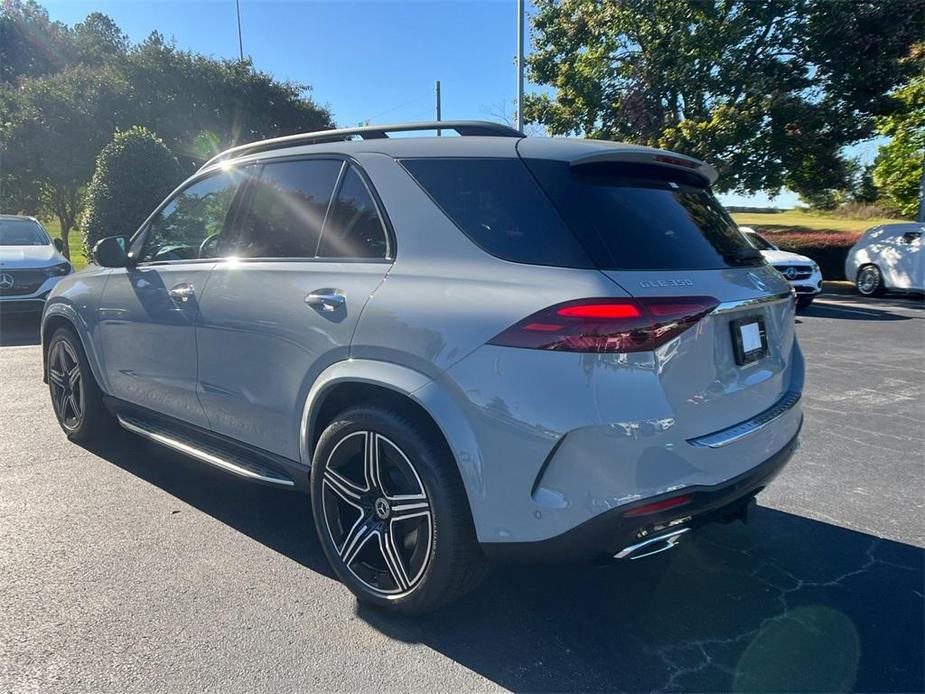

{"left": 196, "top": 158, "right": 392, "bottom": 461}
{"left": 523, "top": 157, "right": 795, "bottom": 438}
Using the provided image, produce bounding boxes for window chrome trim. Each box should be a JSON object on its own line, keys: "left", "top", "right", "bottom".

{"left": 687, "top": 390, "right": 801, "bottom": 449}
{"left": 712, "top": 291, "right": 793, "bottom": 315}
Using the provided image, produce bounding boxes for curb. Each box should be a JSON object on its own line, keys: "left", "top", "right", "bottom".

{"left": 820, "top": 281, "right": 855, "bottom": 296}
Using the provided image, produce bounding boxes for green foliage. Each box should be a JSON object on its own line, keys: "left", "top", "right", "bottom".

{"left": 80, "top": 126, "right": 182, "bottom": 256}
{"left": 872, "top": 73, "right": 925, "bottom": 218}
{"left": 0, "top": 2, "right": 334, "bottom": 257}
{"left": 0, "top": 65, "right": 130, "bottom": 258}
{"left": 526, "top": 0, "right": 924, "bottom": 200}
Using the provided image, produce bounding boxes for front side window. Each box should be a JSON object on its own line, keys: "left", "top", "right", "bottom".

{"left": 318, "top": 166, "right": 389, "bottom": 259}
{"left": 0, "top": 219, "right": 49, "bottom": 246}
{"left": 236, "top": 159, "right": 341, "bottom": 258}
{"left": 139, "top": 171, "right": 242, "bottom": 263}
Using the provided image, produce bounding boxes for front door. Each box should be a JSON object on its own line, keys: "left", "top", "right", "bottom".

{"left": 97, "top": 169, "right": 244, "bottom": 426}
{"left": 196, "top": 159, "right": 393, "bottom": 461}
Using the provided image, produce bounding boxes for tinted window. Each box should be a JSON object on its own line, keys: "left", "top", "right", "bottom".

{"left": 525, "top": 159, "right": 763, "bottom": 270}
{"left": 139, "top": 171, "right": 242, "bottom": 262}
{"left": 318, "top": 166, "right": 388, "bottom": 259}
{"left": 237, "top": 159, "right": 341, "bottom": 258}
{"left": 0, "top": 219, "right": 48, "bottom": 246}
{"left": 401, "top": 158, "right": 591, "bottom": 268}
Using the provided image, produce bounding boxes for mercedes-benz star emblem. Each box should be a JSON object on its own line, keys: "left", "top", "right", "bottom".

{"left": 374, "top": 497, "right": 390, "bottom": 520}
{"left": 0, "top": 273, "right": 14, "bottom": 289}
{"left": 784, "top": 267, "right": 798, "bottom": 280}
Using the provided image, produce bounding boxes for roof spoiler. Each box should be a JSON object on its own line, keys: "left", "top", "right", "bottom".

{"left": 569, "top": 149, "right": 718, "bottom": 185}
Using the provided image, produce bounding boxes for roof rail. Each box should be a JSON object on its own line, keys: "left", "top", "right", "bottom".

{"left": 199, "top": 120, "right": 524, "bottom": 171}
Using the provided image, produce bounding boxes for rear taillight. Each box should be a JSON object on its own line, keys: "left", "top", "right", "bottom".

{"left": 488, "top": 296, "right": 718, "bottom": 353}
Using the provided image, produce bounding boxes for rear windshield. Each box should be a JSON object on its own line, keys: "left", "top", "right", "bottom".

{"left": 524, "top": 159, "right": 764, "bottom": 270}
{"left": 0, "top": 219, "right": 49, "bottom": 246}
{"left": 400, "top": 158, "right": 592, "bottom": 268}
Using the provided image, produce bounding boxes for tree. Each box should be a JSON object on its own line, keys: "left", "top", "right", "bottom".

{"left": 122, "top": 33, "right": 333, "bottom": 173}
{"left": 525, "top": 0, "right": 924, "bottom": 198}
{"left": 80, "top": 127, "right": 182, "bottom": 256}
{"left": 872, "top": 72, "right": 925, "bottom": 219}
{"left": 0, "top": 66, "right": 129, "bottom": 258}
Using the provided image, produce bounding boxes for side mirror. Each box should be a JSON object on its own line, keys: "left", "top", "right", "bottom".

{"left": 92, "top": 236, "right": 128, "bottom": 268}
{"left": 901, "top": 231, "right": 921, "bottom": 244}
{"left": 53, "top": 238, "right": 64, "bottom": 252}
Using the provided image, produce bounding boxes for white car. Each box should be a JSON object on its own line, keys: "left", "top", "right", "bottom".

{"left": 845, "top": 223, "right": 924, "bottom": 296}
{"left": 740, "top": 227, "right": 822, "bottom": 309}
{"left": 0, "top": 215, "right": 73, "bottom": 313}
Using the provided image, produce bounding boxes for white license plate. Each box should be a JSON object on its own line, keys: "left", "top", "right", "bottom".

{"left": 731, "top": 317, "right": 767, "bottom": 365}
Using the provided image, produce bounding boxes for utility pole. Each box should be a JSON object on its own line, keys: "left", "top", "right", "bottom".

{"left": 516, "top": 0, "right": 524, "bottom": 132}
{"left": 235, "top": 0, "right": 244, "bottom": 61}
{"left": 435, "top": 80, "right": 442, "bottom": 136}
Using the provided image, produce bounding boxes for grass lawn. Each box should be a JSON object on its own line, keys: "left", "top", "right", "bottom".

{"left": 730, "top": 209, "right": 908, "bottom": 235}
{"left": 39, "top": 218, "right": 88, "bottom": 270}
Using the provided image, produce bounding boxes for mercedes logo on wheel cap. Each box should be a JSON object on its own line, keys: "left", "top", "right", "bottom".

{"left": 374, "top": 497, "right": 391, "bottom": 520}
{"left": 0, "top": 273, "right": 14, "bottom": 289}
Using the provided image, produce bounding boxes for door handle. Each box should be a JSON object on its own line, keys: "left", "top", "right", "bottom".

{"left": 305, "top": 289, "right": 345, "bottom": 312}
{"left": 168, "top": 283, "right": 195, "bottom": 302}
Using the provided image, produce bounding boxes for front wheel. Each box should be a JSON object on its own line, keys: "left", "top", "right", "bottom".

{"left": 310, "top": 405, "right": 487, "bottom": 614}
{"left": 856, "top": 265, "right": 885, "bottom": 296}
{"left": 47, "top": 327, "right": 114, "bottom": 441}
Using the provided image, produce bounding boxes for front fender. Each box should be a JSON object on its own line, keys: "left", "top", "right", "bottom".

{"left": 42, "top": 299, "right": 107, "bottom": 392}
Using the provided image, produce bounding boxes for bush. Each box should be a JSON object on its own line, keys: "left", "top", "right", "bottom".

{"left": 761, "top": 230, "right": 861, "bottom": 280}
{"left": 80, "top": 126, "right": 182, "bottom": 256}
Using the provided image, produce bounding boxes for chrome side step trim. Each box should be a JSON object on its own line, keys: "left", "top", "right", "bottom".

{"left": 687, "top": 391, "right": 801, "bottom": 449}
{"left": 712, "top": 291, "right": 793, "bottom": 315}
{"left": 615, "top": 528, "right": 689, "bottom": 560}
{"left": 117, "top": 415, "right": 295, "bottom": 487}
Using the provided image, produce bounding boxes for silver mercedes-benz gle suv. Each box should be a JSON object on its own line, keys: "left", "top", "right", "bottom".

{"left": 42, "top": 121, "right": 803, "bottom": 614}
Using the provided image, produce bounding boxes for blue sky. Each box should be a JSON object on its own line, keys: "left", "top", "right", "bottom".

{"left": 44, "top": 0, "right": 882, "bottom": 208}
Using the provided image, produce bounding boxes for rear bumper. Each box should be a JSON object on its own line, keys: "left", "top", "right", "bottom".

{"left": 481, "top": 423, "right": 800, "bottom": 563}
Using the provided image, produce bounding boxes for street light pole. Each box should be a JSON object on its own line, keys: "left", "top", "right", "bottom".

{"left": 435, "top": 80, "right": 442, "bottom": 136}
{"left": 235, "top": 0, "right": 244, "bottom": 61}
{"left": 516, "top": 0, "right": 524, "bottom": 132}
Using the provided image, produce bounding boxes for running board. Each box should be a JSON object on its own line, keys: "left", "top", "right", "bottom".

{"left": 117, "top": 415, "right": 295, "bottom": 487}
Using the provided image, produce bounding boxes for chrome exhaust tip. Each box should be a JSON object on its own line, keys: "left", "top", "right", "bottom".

{"left": 614, "top": 527, "right": 689, "bottom": 560}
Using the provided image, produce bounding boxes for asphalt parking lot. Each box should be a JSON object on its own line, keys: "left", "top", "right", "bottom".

{"left": 1, "top": 294, "right": 923, "bottom": 693}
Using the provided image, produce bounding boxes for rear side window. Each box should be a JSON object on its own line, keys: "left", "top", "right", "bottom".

{"left": 401, "top": 158, "right": 592, "bottom": 268}
{"left": 237, "top": 159, "right": 341, "bottom": 258}
{"left": 318, "top": 166, "right": 389, "bottom": 259}
{"left": 524, "top": 159, "right": 763, "bottom": 270}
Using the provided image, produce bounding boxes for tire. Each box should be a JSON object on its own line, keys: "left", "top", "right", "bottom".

{"left": 856, "top": 265, "right": 885, "bottom": 296}
{"left": 47, "top": 327, "right": 114, "bottom": 442}
{"left": 310, "top": 405, "right": 487, "bottom": 615}
{"left": 795, "top": 296, "right": 814, "bottom": 310}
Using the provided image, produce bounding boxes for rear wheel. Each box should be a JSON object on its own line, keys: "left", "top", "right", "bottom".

{"left": 47, "top": 327, "right": 113, "bottom": 441}
{"left": 310, "top": 405, "right": 487, "bottom": 614}
{"left": 856, "top": 265, "right": 885, "bottom": 296}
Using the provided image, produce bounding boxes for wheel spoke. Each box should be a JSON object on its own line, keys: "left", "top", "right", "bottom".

{"left": 364, "top": 432, "right": 383, "bottom": 492}
{"left": 323, "top": 468, "right": 364, "bottom": 503}
{"left": 48, "top": 368, "right": 65, "bottom": 388}
{"left": 340, "top": 517, "right": 376, "bottom": 566}
{"left": 56, "top": 345, "right": 67, "bottom": 373}
{"left": 67, "top": 393, "right": 81, "bottom": 420}
{"left": 380, "top": 528, "right": 410, "bottom": 591}
{"left": 388, "top": 496, "right": 431, "bottom": 522}
{"left": 67, "top": 365, "right": 80, "bottom": 388}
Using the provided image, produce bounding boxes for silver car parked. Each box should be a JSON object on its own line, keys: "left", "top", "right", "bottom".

{"left": 42, "top": 122, "right": 803, "bottom": 614}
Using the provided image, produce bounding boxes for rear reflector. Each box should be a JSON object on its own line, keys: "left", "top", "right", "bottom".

{"left": 624, "top": 494, "right": 692, "bottom": 518}
{"left": 488, "top": 296, "right": 718, "bottom": 353}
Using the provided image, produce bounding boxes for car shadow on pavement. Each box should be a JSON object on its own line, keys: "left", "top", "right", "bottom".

{"left": 81, "top": 430, "right": 924, "bottom": 693}
{"left": 359, "top": 509, "right": 924, "bottom": 693}
{"left": 79, "top": 428, "right": 336, "bottom": 580}
{"left": 0, "top": 311, "right": 42, "bottom": 346}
